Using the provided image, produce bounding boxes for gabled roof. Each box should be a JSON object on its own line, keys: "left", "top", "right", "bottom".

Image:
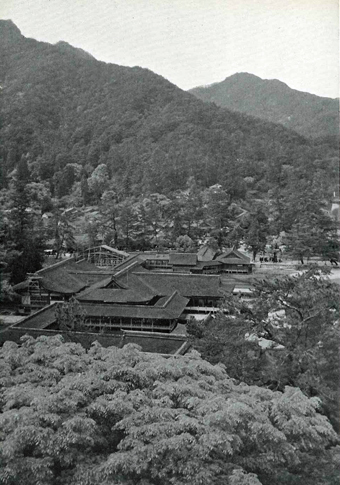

{"left": 14, "top": 258, "right": 112, "bottom": 295}
{"left": 82, "top": 245, "right": 129, "bottom": 257}
{"left": 41, "top": 271, "right": 87, "bottom": 294}
{"left": 13, "top": 280, "right": 29, "bottom": 291}
{"left": 169, "top": 253, "right": 197, "bottom": 266}
{"left": 112, "top": 255, "right": 145, "bottom": 274}
{"left": 72, "top": 260, "right": 106, "bottom": 272}
{"left": 216, "top": 248, "right": 251, "bottom": 265}
{"left": 137, "top": 252, "right": 170, "bottom": 262}
{"left": 75, "top": 276, "right": 115, "bottom": 299}
{"left": 81, "top": 291, "right": 188, "bottom": 320}
{"left": 197, "top": 245, "right": 219, "bottom": 262}
{"left": 131, "top": 272, "right": 225, "bottom": 297}
{"left": 15, "top": 303, "right": 58, "bottom": 329}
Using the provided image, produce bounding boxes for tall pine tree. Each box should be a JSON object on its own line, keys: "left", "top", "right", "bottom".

{"left": 7, "top": 157, "right": 45, "bottom": 284}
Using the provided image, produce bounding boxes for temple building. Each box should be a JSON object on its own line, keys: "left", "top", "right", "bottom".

{"left": 11, "top": 251, "right": 233, "bottom": 336}
{"left": 216, "top": 248, "right": 252, "bottom": 273}
{"left": 197, "top": 245, "right": 253, "bottom": 274}
{"left": 13, "top": 259, "right": 112, "bottom": 312}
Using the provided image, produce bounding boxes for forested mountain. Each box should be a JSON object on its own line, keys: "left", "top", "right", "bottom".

{"left": 0, "top": 20, "right": 337, "bottom": 200}
{"left": 189, "top": 73, "right": 339, "bottom": 139}
{"left": 0, "top": 20, "right": 338, "bottom": 282}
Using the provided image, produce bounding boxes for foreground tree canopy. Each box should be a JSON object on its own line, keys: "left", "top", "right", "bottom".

{"left": 0, "top": 335, "right": 339, "bottom": 485}
{"left": 187, "top": 267, "right": 340, "bottom": 432}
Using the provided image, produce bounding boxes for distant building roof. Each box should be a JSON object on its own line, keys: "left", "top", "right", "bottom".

{"left": 81, "top": 291, "right": 188, "bottom": 320}
{"left": 137, "top": 252, "right": 170, "bottom": 262}
{"left": 41, "top": 272, "right": 87, "bottom": 294}
{"left": 216, "top": 248, "right": 251, "bottom": 265}
{"left": 14, "top": 303, "right": 58, "bottom": 329}
{"left": 14, "top": 258, "right": 112, "bottom": 295}
{"left": 169, "top": 253, "right": 197, "bottom": 266}
{"left": 82, "top": 245, "right": 129, "bottom": 257}
{"left": 112, "top": 255, "right": 145, "bottom": 274}
{"left": 8, "top": 304, "right": 187, "bottom": 354}
{"left": 13, "top": 290, "right": 188, "bottom": 327}
{"left": 130, "top": 272, "right": 225, "bottom": 298}
{"left": 197, "top": 245, "right": 219, "bottom": 262}
{"left": 13, "top": 280, "right": 29, "bottom": 291}
{"left": 77, "top": 287, "right": 154, "bottom": 304}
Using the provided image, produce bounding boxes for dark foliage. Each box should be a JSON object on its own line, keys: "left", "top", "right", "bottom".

{"left": 189, "top": 72, "right": 339, "bottom": 139}
{"left": 188, "top": 267, "right": 340, "bottom": 431}
{"left": 0, "top": 21, "right": 337, "bottom": 201}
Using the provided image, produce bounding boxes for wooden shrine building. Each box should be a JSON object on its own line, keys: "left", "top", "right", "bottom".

{"left": 76, "top": 245, "right": 129, "bottom": 268}
{"left": 13, "top": 258, "right": 113, "bottom": 312}
{"left": 216, "top": 248, "right": 252, "bottom": 273}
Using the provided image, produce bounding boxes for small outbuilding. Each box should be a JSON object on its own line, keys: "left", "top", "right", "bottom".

{"left": 216, "top": 248, "right": 252, "bottom": 274}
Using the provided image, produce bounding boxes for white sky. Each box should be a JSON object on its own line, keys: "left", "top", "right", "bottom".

{"left": 1, "top": 0, "right": 339, "bottom": 98}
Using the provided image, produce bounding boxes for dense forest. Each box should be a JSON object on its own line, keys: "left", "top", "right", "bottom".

{"left": 0, "top": 20, "right": 338, "bottom": 198}
{"left": 189, "top": 72, "right": 339, "bottom": 139}
{"left": 0, "top": 335, "right": 339, "bottom": 485}
{"left": 0, "top": 20, "right": 338, "bottom": 283}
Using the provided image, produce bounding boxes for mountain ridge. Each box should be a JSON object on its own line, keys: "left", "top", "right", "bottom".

{"left": 189, "top": 73, "right": 339, "bottom": 138}
{"left": 198, "top": 72, "right": 337, "bottom": 100}
{"left": 0, "top": 20, "right": 337, "bottom": 202}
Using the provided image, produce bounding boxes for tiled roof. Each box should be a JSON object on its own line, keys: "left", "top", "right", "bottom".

{"left": 40, "top": 271, "right": 87, "bottom": 294}
{"left": 82, "top": 291, "right": 188, "bottom": 320}
{"left": 76, "top": 276, "right": 116, "bottom": 299}
{"left": 216, "top": 248, "right": 251, "bottom": 265}
{"left": 112, "top": 255, "right": 146, "bottom": 274}
{"left": 14, "top": 304, "right": 58, "bottom": 329}
{"left": 37, "top": 259, "right": 110, "bottom": 294}
{"left": 33, "top": 258, "right": 76, "bottom": 275}
{"left": 131, "top": 272, "right": 224, "bottom": 298}
{"left": 197, "top": 246, "right": 219, "bottom": 262}
{"left": 77, "top": 288, "right": 154, "bottom": 304}
{"left": 16, "top": 259, "right": 112, "bottom": 295}
{"left": 14, "top": 291, "right": 188, "bottom": 328}
{"left": 169, "top": 253, "right": 197, "bottom": 266}
{"left": 13, "top": 280, "right": 29, "bottom": 291}
{"left": 138, "top": 252, "right": 170, "bottom": 261}
{"left": 68, "top": 271, "right": 113, "bottom": 286}
{"left": 82, "top": 245, "right": 129, "bottom": 257}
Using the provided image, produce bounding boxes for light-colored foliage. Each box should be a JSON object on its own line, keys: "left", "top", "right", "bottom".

{"left": 0, "top": 335, "right": 338, "bottom": 485}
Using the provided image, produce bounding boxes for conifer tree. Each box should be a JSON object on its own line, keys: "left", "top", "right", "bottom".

{"left": 6, "top": 157, "right": 45, "bottom": 283}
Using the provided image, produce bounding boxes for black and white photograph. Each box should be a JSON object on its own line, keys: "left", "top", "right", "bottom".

{"left": 0, "top": 0, "right": 339, "bottom": 483}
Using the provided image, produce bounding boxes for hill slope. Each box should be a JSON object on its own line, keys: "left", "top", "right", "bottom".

{"left": 0, "top": 21, "right": 336, "bottom": 199}
{"left": 189, "top": 73, "right": 339, "bottom": 139}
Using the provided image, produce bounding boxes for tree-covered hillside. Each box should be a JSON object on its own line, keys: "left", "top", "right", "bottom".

{"left": 0, "top": 20, "right": 337, "bottom": 200}
{"left": 189, "top": 73, "right": 339, "bottom": 139}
